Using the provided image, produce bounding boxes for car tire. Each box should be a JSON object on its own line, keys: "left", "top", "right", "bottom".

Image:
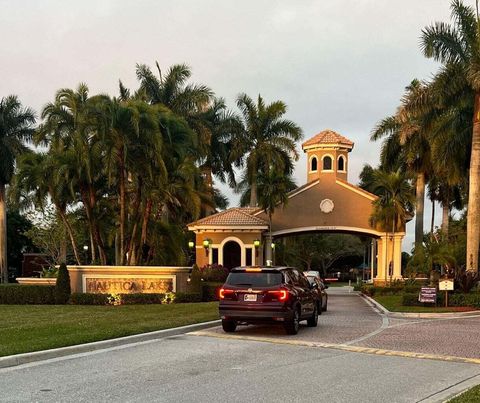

{"left": 222, "top": 319, "right": 237, "bottom": 333}
{"left": 318, "top": 302, "right": 322, "bottom": 315}
{"left": 307, "top": 305, "right": 318, "bottom": 327}
{"left": 322, "top": 300, "right": 328, "bottom": 312}
{"left": 285, "top": 309, "right": 300, "bottom": 335}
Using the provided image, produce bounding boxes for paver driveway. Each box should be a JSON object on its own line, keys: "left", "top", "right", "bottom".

{"left": 194, "top": 287, "right": 480, "bottom": 362}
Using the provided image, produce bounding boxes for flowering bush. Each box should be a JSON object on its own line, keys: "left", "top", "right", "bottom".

{"left": 199, "top": 264, "right": 229, "bottom": 283}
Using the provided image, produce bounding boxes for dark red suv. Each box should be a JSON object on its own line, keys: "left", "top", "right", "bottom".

{"left": 218, "top": 266, "right": 319, "bottom": 335}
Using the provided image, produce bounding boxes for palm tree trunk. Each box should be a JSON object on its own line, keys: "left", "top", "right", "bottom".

{"left": 119, "top": 152, "right": 126, "bottom": 265}
{"left": 141, "top": 199, "right": 153, "bottom": 246}
{"left": 430, "top": 198, "right": 435, "bottom": 235}
{"left": 414, "top": 172, "right": 425, "bottom": 246}
{"left": 0, "top": 183, "right": 8, "bottom": 283}
{"left": 249, "top": 180, "right": 258, "bottom": 207}
{"left": 56, "top": 206, "right": 81, "bottom": 265}
{"left": 467, "top": 93, "right": 480, "bottom": 272}
{"left": 441, "top": 194, "right": 450, "bottom": 240}
{"left": 265, "top": 211, "right": 273, "bottom": 264}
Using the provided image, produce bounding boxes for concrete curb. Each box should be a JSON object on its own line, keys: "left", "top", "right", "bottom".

{"left": 360, "top": 293, "right": 480, "bottom": 319}
{"left": 0, "top": 319, "right": 221, "bottom": 369}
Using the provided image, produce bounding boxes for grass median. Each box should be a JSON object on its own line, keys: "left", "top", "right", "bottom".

{"left": 0, "top": 302, "right": 219, "bottom": 357}
{"left": 449, "top": 384, "right": 480, "bottom": 402}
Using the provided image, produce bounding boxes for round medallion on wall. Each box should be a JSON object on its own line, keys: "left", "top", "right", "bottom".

{"left": 320, "top": 199, "right": 334, "bottom": 213}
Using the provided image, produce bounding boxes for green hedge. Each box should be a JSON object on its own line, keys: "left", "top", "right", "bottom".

{"left": 174, "top": 292, "right": 202, "bottom": 303}
{"left": 119, "top": 293, "right": 165, "bottom": 305}
{"left": 0, "top": 284, "right": 56, "bottom": 304}
{"left": 449, "top": 293, "right": 480, "bottom": 308}
{"left": 70, "top": 293, "right": 110, "bottom": 305}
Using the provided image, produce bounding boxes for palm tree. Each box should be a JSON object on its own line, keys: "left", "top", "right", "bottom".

{"left": 371, "top": 80, "right": 432, "bottom": 247}
{"left": 37, "top": 84, "right": 110, "bottom": 264}
{"left": 231, "top": 94, "right": 302, "bottom": 207}
{"left": 421, "top": 0, "right": 480, "bottom": 272}
{"left": 257, "top": 170, "right": 296, "bottom": 263}
{"left": 370, "top": 169, "right": 414, "bottom": 283}
{"left": 11, "top": 151, "right": 82, "bottom": 264}
{"left": 0, "top": 95, "right": 35, "bottom": 282}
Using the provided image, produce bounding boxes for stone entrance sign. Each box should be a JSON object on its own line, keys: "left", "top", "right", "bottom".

{"left": 67, "top": 266, "right": 191, "bottom": 294}
{"left": 84, "top": 275, "right": 174, "bottom": 294}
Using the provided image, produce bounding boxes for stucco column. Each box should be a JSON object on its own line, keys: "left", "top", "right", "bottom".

{"left": 370, "top": 239, "right": 375, "bottom": 281}
{"left": 375, "top": 236, "right": 388, "bottom": 283}
{"left": 393, "top": 234, "right": 403, "bottom": 279}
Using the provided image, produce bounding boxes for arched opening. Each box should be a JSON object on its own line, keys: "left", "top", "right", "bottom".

{"left": 338, "top": 155, "right": 345, "bottom": 171}
{"left": 223, "top": 241, "right": 241, "bottom": 269}
{"left": 323, "top": 156, "right": 332, "bottom": 170}
{"left": 311, "top": 156, "right": 318, "bottom": 172}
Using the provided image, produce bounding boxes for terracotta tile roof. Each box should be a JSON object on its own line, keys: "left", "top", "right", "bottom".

{"left": 302, "top": 129, "right": 354, "bottom": 148}
{"left": 189, "top": 208, "right": 268, "bottom": 227}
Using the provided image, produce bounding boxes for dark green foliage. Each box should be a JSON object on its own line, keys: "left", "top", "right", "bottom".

{"left": 174, "top": 292, "right": 202, "bottom": 303}
{"left": 198, "top": 264, "right": 229, "bottom": 282}
{"left": 119, "top": 293, "right": 165, "bottom": 304}
{"left": 360, "top": 285, "right": 405, "bottom": 296}
{"left": 187, "top": 264, "right": 202, "bottom": 293}
{"left": 454, "top": 269, "right": 480, "bottom": 293}
{"left": 404, "top": 284, "right": 423, "bottom": 294}
{"left": 6, "top": 210, "right": 35, "bottom": 279}
{"left": 401, "top": 293, "right": 420, "bottom": 306}
{"left": 70, "top": 293, "right": 110, "bottom": 305}
{"left": 0, "top": 285, "right": 55, "bottom": 304}
{"left": 54, "top": 263, "right": 71, "bottom": 304}
{"left": 449, "top": 293, "right": 480, "bottom": 308}
{"left": 201, "top": 282, "right": 223, "bottom": 301}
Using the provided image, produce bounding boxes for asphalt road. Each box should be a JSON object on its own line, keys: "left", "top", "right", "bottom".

{"left": 1, "top": 288, "right": 479, "bottom": 403}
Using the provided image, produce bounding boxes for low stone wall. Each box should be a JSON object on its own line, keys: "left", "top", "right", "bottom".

{"left": 67, "top": 266, "right": 191, "bottom": 294}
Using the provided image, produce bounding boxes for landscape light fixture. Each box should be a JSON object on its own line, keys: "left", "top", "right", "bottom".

{"left": 203, "top": 239, "right": 211, "bottom": 256}
{"left": 271, "top": 242, "right": 275, "bottom": 249}
{"left": 188, "top": 241, "right": 195, "bottom": 249}
{"left": 253, "top": 239, "right": 260, "bottom": 257}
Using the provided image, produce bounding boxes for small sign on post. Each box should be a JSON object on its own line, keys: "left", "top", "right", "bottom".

{"left": 439, "top": 279, "right": 454, "bottom": 307}
{"left": 418, "top": 287, "right": 437, "bottom": 304}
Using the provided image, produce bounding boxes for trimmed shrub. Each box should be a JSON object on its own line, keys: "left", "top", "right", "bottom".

{"left": 55, "top": 263, "right": 71, "bottom": 304}
{"left": 119, "top": 293, "right": 165, "bottom": 305}
{"left": 70, "top": 293, "right": 110, "bottom": 305}
{"left": 201, "top": 282, "right": 223, "bottom": 301}
{"left": 0, "top": 284, "right": 55, "bottom": 304}
{"left": 174, "top": 292, "right": 202, "bottom": 303}
{"left": 450, "top": 293, "right": 480, "bottom": 308}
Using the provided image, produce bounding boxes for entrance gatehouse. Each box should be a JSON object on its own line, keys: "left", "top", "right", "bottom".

{"left": 188, "top": 130, "right": 407, "bottom": 284}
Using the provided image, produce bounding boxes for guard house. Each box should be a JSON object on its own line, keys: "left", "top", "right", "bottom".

{"left": 188, "top": 130, "right": 406, "bottom": 284}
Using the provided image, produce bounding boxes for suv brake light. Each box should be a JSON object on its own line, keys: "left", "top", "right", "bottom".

{"left": 267, "top": 289, "right": 288, "bottom": 301}
{"left": 219, "top": 288, "right": 234, "bottom": 299}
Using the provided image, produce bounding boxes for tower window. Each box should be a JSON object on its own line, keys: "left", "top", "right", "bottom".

{"left": 323, "top": 156, "right": 332, "bottom": 170}
{"left": 311, "top": 157, "right": 318, "bottom": 172}
{"left": 338, "top": 156, "right": 345, "bottom": 171}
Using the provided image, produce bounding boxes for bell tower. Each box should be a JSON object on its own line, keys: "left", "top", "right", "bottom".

{"left": 301, "top": 129, "right": 354, "bottom": 183}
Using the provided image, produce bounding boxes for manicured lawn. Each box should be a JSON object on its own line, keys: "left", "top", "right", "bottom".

{"left": 373, "top": 295, "right": 478, "bottom": 313}
{"left": 0, "top": 302, "right": 219, "bottom": 357}
{"left": 449, "top": 385, "right": 480, "bottom": 402}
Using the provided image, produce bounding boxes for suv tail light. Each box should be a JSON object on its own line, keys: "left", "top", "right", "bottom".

{"left": 219, "top": 288, "right": 235, "bottom": 299}
{"left": 265, "top": 289, "right": 288, "bottom": 302}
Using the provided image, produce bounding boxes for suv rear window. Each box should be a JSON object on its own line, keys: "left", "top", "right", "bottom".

{"left": 225, "top": 271, "right": 283, "bottom": 287}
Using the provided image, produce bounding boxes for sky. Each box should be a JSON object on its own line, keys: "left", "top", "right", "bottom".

{"left": 0, "top": 0, "right": 460, "bottom": 251}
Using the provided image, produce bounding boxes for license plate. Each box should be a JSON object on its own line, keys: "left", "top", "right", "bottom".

{"left": 244, "top": 294, "right": 257, "bottom": 302}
